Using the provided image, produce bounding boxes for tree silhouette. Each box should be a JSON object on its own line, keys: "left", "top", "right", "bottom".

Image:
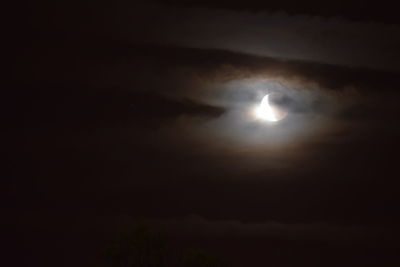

{"left": 182, "top": 249, "right": 226, "bottom": 267}
{"left": 104, "top": 223, "right": 227, "bottom": 267}
{"left": 105, "top": 223, "right": 167, "bottom": 267}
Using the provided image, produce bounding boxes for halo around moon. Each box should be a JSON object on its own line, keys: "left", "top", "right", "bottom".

{"left": 254, "top": 94, "right": 288, "bottom": 122}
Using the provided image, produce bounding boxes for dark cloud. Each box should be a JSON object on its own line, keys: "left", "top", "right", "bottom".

{"left": 154, "top": 0, "right": 400, "bottom": 24}
{"left": 10, "top": 85, "right": 224, "bottom": 130}
{"left": 17, "top": 2, "right": 400, "bottom": 71}
{"left": 118, "top": 4, "right": 400, "bottom": 71}
{"left": 152, "top": 215, "right": 391, "bottom": 242}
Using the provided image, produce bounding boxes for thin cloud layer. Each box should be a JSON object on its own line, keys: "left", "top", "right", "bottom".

{"left": 116, "top": 4, "right": 400, "bottom": 71}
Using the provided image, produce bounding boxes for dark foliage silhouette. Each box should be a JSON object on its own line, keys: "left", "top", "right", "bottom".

{"left": 104, "top": 223, "right": 226, "bottom": 267}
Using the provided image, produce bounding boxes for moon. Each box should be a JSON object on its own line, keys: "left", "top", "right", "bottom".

{"left": 254, "top": 94, "right": 288, "bottom": 122}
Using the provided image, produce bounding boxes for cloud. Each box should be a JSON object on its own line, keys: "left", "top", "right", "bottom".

{"left": 150, "top": 215, "right": 389, "bottom": 244}
{"left": 119, "top": 4, "right": 400, "bottom": 71}
{"left": 24, "top": 2, "right": 400, "bottom": 72}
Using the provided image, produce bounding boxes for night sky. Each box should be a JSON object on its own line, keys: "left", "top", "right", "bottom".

{"left": 6, "top": 1, "right": 400, "bottom": 266}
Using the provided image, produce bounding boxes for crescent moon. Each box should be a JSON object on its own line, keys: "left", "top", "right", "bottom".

{"left": 255, "top": 94, "right": 287, "bottom": 122}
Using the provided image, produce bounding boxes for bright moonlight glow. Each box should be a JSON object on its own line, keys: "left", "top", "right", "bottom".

{"left": 254, "top": 94, "right": 287, "bottom": 122}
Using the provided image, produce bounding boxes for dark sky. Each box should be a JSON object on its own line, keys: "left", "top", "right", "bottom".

{"left": 6, "top": 1, "right": 400, "bottom": 266}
